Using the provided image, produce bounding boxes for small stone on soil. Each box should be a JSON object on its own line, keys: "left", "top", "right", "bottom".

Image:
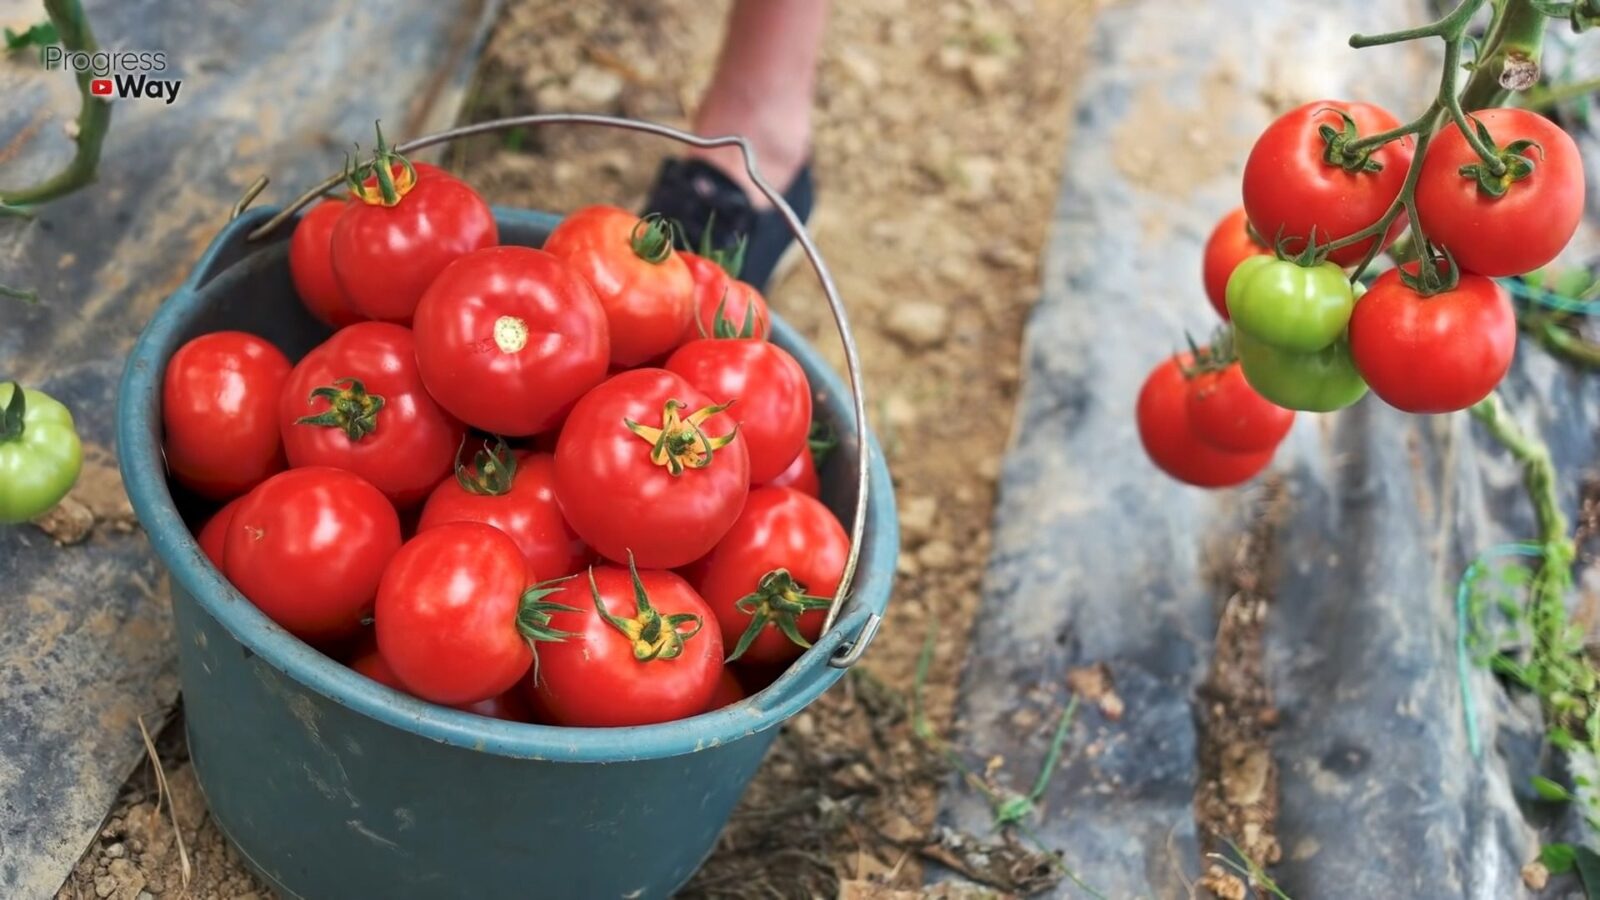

{"left": 882, "top": 301, "right": 951, "bottom": 349}
{"left": 917, "top": 540, "right": 959, "bottom": 571}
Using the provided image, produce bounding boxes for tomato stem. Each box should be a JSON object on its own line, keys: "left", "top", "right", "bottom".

{"left": 0, "top": 0, "right": 109, "bottom": 208}
{"left": 453, "top": 435, "right": 517, "bottom": 496}
{"left": 630, "top": 214, "right": 679, "bottom": 264}
{"left": 725, "top": 568, "right": 835, "bottom": 662}
{"left": 1, "top": 382, "right": 27, "bottom": 443}
{"left": 294, "top": 378, "right": 385, "bottom": 441}
{"left": 625, "top": 398, "right": 739, "bottom": 477}
{"left": 590, "top": 554, "right": 703, "bottom": 662}
{"left": 516, "top": 576, "right": 582, "bottom": 644}
{"left": 345, "top": 121, "right": 419, "bottom": 208}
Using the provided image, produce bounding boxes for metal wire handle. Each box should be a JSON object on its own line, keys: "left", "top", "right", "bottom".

{"left": 233, "top": 113, "right": 880, "bottom": 670}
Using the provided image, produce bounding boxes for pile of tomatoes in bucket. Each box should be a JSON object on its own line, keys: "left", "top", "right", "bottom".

{"left": 163, "top": 139, "right": 843, "bottom": 726}
{"left": 1139, "top": 102, "right": 1586, "bottom": 488}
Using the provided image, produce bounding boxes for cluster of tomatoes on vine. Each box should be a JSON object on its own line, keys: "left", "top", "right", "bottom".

{"left": 162, "top": 128, "right": 843, "bottom": 726}
{"left": 1141, "top": 100, "right": 1586, "bottom": 488}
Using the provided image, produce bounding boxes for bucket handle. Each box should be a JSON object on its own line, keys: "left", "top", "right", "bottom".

{"left": 232, "top": 114, "right": 881, "bottom": 670}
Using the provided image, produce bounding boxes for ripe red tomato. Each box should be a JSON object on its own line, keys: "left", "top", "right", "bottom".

{"left": 1242, "top": 101, "right": 1414, "bottom": 266}
{"left": 1185, "top": 362, "right": 1294, "bottom": 454}
{"left": 705, "top": 669, "right": 745, "bottom": 711}
{"left": 664, "top": 338, "right": 812, "bottom": 483}
{"left": 1202, "top": 208, "right": 1271, "bottom": 320}
{"left": 1414, "top": 109, "right": 1585, "bottom": 277}
{"left": 529, "top": 564, "right": 723, "bottom": 727}
{"left": 416, "top": 446, "right": 590, "bottom": 581}
{"left": 280, "top": 322, "right": 465, "bottom": 509}
{"left": 376, "top": 522, "right": 568, "bottom": 705}
{"left": 1137, "top": 355, "right": 1274, "bottom": 488}
{"left": 1348, "top": 264, "right": 1515, "bottom": 414}
{"left": 330, "top": 160, "right": 497, "bottom": 323}
{"left": 196, "top": 496, "right": 242, "bottom": 569}
{"left": 680, "top": 251, "right": 771, "bottom": 341}
{"left": 542, "top": 206, "right": 695, "bottom": 366}
{"left": 350, "top": 644, "right": 407, "bottom": 690}
{"left": 762, "top": 442, "right": 820, "bottom": 498}
{"left": 289, "top": 199, "right": 364, "bottom": 328}
{"left": 412, "top": 246, "right": 610, "bottom": 435}
{"left": 350, "top": 643, "right": 534, "bottom": 720}
{"left": 223, "top": 467, "right": 401, "bottom": 642}
{"left": 693, "top": 486, "right": 847, "bottom": 665}
{"left": 163, "top": 331, "right": 291, "bottom": 500}
{"left": 555, "top": 368, "right": 750, "bottom": 568}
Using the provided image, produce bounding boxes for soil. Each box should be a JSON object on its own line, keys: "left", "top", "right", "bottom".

{"left": 56, "top": 0, "right": 1094, "bottom": 898}
{"left": 1193, "top": 480, "right": 1288, "bottom": 900}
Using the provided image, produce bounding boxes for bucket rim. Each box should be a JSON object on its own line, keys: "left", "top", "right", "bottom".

{"left": 116, "top": 206, "right": 898, "bottom": 762}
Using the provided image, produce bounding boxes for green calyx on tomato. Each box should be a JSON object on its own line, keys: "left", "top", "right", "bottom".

{"left": 591, "top": 555, "right": 703, "bottom": 661}
{"left": 0, "top": 382, "right": 83, "bottom": 524}
{"left": 808, "top": 419, "right": 838, "bottom": 467}
{"left": 726, "top": 568, "right": 834, "bottom": 663}
{"left": 701, "top": 289, "right": 763, "bottom": 339}
{"left": 625, "top": 398, "right": 739, "bottom": 476}
{"left": 1225, "top": 253, "right": 1355, "bottom": 354}
{"left": 1397, "top": 245, "right": 1462, "bottom": 298}
{"left": 694, "top": 211, "right": 750, "bottom": 280}
{"left": 1455, "top": 116, "right": 1540, "bottom": 198}
{"left": 296, "top": 377, "right": 386, "bottom": 441}
{"left": 1317, "top": 109, "right": 1385, "bottom": 174}
{"left": 1234, "top": 329, "right": 1368, "bottom": 413}
{"left": 515, "top": 575, "right": 582, "bottom": 645}
{"left": 453, "top": 435, "right": 517, "bottom": 496}
{"left": 344, "top": 120, "right": 417, "bottom": 208}
{"left": 629, "top": 213, "right": 679, "bottom": 264}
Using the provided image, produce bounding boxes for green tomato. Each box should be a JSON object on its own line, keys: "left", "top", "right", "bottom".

{"left": 1225, "top": 255, "right": 1355, "bottom": 353}
{"left": 1234, "top": 330, "right": 1368, "bottom": 413}
{"left": 0, "top": 382, "right": 83, "bottom": 523}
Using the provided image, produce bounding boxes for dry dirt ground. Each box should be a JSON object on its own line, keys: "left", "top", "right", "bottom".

{"left": 55, "top": 1, "right": 1095, "bottom": 897}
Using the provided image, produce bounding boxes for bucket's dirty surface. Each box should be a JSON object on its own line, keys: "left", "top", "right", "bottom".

{"left": 0, "top": 1, "right": 496, "bottom": 893}
{"left": 116, "top": 207, "right": 897, "bottom": 900}
{"left": 939, "top": 0, "right": 1600, "bottom": 897}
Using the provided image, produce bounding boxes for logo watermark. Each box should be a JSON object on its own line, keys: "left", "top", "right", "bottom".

{"left": 42, "top": 46, "right": 181, "bottom": 105}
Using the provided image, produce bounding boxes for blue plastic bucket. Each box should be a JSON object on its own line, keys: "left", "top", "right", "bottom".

{"left": 116, "top": 206, "right": 898, "bottom": 900}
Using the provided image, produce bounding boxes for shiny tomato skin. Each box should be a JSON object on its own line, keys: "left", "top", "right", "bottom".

{"left": 415, "top": 451, "right": 591, "bottom": 581}
{"left": 1202, "top": 207, "right": 1271, "bottom": 320}
{"left": 412, "top": 246, "right": 611, "bottom": 435}
{"left": 163, "top": 331, "right": 292, "bottom": 500}
{"left": 349, "top": 644, "right": 533, "bottom": 720}
{"left": 543, "top": 205, "right": 695, "bottom": 366}
{"left": 680, "top": 251, "right": 771, "bottom": 341}
{"left": 665, "top": 338, "right": 812, "bottom": 483}
{"left": 530, "top": 566, "right": 724, "bottom": 727}
{"left": 223, "top": 467, "right": 402, "bottom": 642}
{"left": 1137, "top": 356, "right": 1274, "bottom": 488}
{"left": 197, "top": 497, "right": 242, "bottom": 569}
{"left": 289, "top": 199, "right": 364, "bottom": 328}
{"left": 279, "top": 322, "right": 465, "bottom": 509}
{"left": 1242, "top": 101, "right": 1414, "bottom": 266}
{"left": 1414, "top": 109, "right": 1585, "bottom": 277}
{"left": 555, "top": 368, "right": 750, "bottom": 569}
{"left": 761, "top": 442, "right": 821, "bottom": 498}
{"left": 693, "top": 486, "right": 848, "bottom": 666}
{"left": 375, "top": 522, "right": 535, "bottom": 706}
{"left": 1185, "top": 363, "right": 1295, "bottom": 454}
{"left": 330, "top": 163, "right": 497, "bottom": 323}
{"left": 1348, "top": 265, "right": 1515, "bottom": 414}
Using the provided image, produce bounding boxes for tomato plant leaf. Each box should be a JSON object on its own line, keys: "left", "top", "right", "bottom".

{"left": 1542, "top": 842, "right": 1577, "bottom": 874}
{"left": 1533, "top": 775, "right": 1575, "bottom": 801}
{"left": 4, "top": 21, "right": 58, "bottom": 51}
{"left": 1575, "top": 846, "right": 1600, "bottom": 898}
